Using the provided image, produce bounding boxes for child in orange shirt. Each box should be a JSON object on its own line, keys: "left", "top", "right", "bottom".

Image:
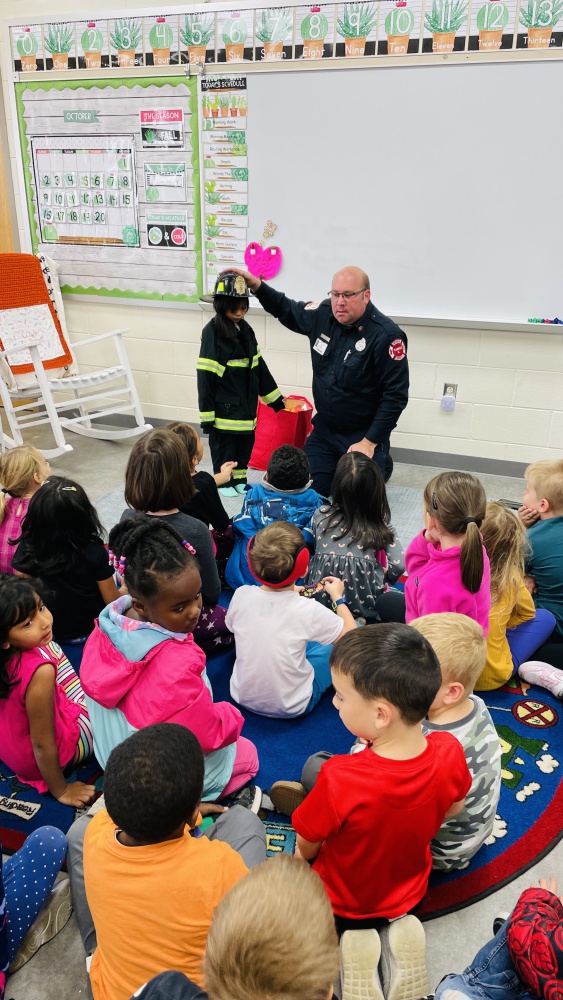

{"left": 68, "top": 723, "right": 266, "bottom": 1000}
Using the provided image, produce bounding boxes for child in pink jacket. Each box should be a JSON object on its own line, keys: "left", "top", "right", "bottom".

{"left": 405, "top": 471, "right": 491, "bottom": 635}
{"left": 81, "top": 515, "right": 258, "bottom": 801}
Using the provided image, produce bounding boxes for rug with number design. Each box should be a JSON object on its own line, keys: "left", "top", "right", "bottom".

{"left": 263, "top": 676, "right": 563, "bottom": 919}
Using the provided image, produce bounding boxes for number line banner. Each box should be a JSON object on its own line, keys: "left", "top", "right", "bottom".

{"left": 9, "top": 0, "right": 563, "bottom": 71}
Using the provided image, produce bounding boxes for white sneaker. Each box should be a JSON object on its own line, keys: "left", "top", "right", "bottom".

{"left": 519, "top": 660, "right": 563, "bottom": 699}
{"left": 9, "top": 877, "right": 73, "bottom": 973}
{"left": 341, "top": 929, "right": 384, "bottom": 1000}
{"left": 379, "top": 915, "right": 430, "bottom": 1000}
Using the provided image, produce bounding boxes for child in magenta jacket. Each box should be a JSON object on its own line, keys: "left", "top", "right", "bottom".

{"left": 81, "top": 515, "right": 258, "bottom": 801}
{"left": 405, "top": 471, "right": 491, "bottom": 635}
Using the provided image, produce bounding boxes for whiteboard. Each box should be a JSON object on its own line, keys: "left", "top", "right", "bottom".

{"left": 245, "top": 61, "right": 562, "bottom": 323}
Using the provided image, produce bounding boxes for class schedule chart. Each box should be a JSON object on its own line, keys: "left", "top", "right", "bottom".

{"left": 32, "top": 136, "right": 139, "bottom": 246}
{"left": 15, "top": 77, "right": 201, "bottom": 302}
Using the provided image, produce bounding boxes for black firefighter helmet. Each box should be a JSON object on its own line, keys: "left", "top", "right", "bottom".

{"left": 200, "top": 271, "right": 250, "bottom": 303}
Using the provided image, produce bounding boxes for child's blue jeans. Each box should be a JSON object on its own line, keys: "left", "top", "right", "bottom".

{"left": 435, "top": 918, "right": 533, "bottom": 1000}
{"left": 304, "top": 641, "right": 333, "bottom": 713}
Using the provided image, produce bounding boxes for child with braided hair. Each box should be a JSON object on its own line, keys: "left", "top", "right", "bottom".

{"left": 80, "top": 515, "right": 259, "bottom": 803}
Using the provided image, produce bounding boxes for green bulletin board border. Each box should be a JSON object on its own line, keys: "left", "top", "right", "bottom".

{"left": 15, "top": 75, "right": 202, "bottom": 303}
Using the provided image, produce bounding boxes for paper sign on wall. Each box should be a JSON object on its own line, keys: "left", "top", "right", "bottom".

{"left": 144, "top": 163, "right": 187, "bottom": 203}
{"left": 146, "top": 210, "right": 188, "bottom": 248}
{"left": 140, "top": 109, "right": 184, "bottom": 148}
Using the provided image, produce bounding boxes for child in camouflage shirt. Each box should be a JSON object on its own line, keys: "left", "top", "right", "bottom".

{"left": 411, "top": 613, "right": 501, "bottom": 871}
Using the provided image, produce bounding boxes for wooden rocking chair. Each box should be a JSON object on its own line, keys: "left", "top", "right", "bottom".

{"left": 0, "top": 253, "right": 152, "bottom": 458}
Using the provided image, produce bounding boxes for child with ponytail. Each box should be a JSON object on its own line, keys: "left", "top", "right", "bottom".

{"left": 477, "top": 502, "right": 556, "bottom": 689}
{"left": 0, "top": 445, "right": 50, "bottom": 573}
{"left": 405, "top": 471, "right": 491, "bottom": 634}
{"left": 81, "top": 515, "right": 259, "bottom": 803}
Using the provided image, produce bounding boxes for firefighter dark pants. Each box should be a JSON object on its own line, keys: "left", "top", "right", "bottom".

{"left": 303, "top": 416, "right": 390, "bottom": 498}
{"left": 208, "top": 428, "right": 255, "bottom": 484}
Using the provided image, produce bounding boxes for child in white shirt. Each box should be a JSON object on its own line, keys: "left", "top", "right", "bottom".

{"left": 226, "top": 521, "right": 355, "bottom": 718}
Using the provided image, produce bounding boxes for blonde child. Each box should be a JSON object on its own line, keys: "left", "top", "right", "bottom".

{"left": 405, "top": 471, "right": 491, "bottom": 634}
{"left": 0, "top": 574, "right": 95, "bottom": 805}
{"left": 227, "top": 521, "right": 356, "bottom": 717}
{"left": 478, "top": 502, "right": 556, "bottom": 690}
{"left": 0, "top": 445, "right": 50, "bottom": 573}
{"left": 411, "top": 613, "right": 502, "bottom": 871}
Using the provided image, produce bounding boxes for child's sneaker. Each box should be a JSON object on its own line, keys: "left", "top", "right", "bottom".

{"left": 492, "top": 912, "right": 509, "bottom": 935}
{"left": 218, "top": 486, "right": 239, "bottom": 498}
{"left": 379, "top": 915, "right": 430, "bottom": 1000}
{"left": 269, "top": 780, "right": 307, "bottom": 816}
{"left": 9, "top": 877, "right": 72, "bottom": 973}
{"left": 340, "top": 929, "right": 384, "bottom": 1000}
{"left": 229, "top": 784, "right": 262, "bottom": 814}
{"left": 518, "top": 661, "right": 563, "bottom": 698}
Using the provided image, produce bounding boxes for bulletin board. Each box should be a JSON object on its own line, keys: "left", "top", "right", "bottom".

{"left": 15, "top": 77, "right": 201, "bottom": 301}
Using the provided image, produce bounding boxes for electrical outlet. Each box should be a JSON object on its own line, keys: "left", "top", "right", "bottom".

{"left": 443, "top": 383, "right": 458, "bottom": 398}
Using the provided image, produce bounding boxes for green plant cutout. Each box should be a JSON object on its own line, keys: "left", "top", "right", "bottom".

{"left": 300, "top": 6, "right": 329, "bottom": 57}
{"left": 227, "top": 130, "right": 246, "bottom": 144}
{"left": 44, "top": 23, "right": 74, "bottom": 68}
{"left": 337, "top": 3, "right": 377, "bottom": 55}
{"left": 122, "top": 226, "right": 139, "bottom": 247}
{"left": 144, "top": 128, "right": 156, "bottom": 145}
{"left": 385, "top": 2, "right": 415, "bottom": 52}
{"left": 222, "top": 12, "right": 249, "bottom": 60}
{"left": 425, "top": 0, "right": 468, "bottom": 50}
{"left": 205, "top": 181, "right": 222, "bottom": 204}
{"left": 230, "top": 144, "right": 247, "bottom": 156}
{"left": 204, "top": 157, "right": 216, "bottom": 167}
{"left": 256, "top": 7, "right": 293, "bottom": 58}
{"left": 111, "top": 18, "right": 142, "bottom": 65}
{"left": 180, "top": 12, "right": 214, "bottom": 44}
{"left": 231, "top": 205, "right": 248, "bottom": 215}
{"left": 81, "top": 23, "right": 103, "bottom": 52}
{"left": 17, "top": 27, "right": 39, "bottom": 70}
{"left": 149, "top": 17, "right": 173, "bottom": 64}
{"left": 146, "top": 186, "right": 159, "bottom": 202}
{"left": 476, "top": 2, "right": 509, "bottom": 48}
{"left": 206, "top": 215, "right": 222, "bottom": 237}
{"left": 231, "top": 167, "right": 249, "bottom": 181}
{"left": 42, "top": 224, "right": 58, "bottom": 241}
{"left": 519, "top": 0, "right": 563, "bottom": 45}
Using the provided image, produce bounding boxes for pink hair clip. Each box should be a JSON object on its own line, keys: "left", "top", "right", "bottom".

{"left": 182, "top": 540, "right": 196, "bottom": 555}
{"left": 108, "top": 549, "right": 115, "bottom": 566}
{"left": 118, "top": 555, "right": 126, "bottom": 575}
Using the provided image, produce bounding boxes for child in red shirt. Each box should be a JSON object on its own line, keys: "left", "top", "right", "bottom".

{"left": 271, "top": 624, "right": 471, "bottom": 934}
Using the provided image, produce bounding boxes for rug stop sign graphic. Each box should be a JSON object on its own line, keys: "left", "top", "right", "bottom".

{"left": 512, "top": 698, "right": 558, "bottom": 728}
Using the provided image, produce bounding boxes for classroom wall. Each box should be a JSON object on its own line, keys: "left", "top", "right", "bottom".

{"left": 2, "top": 0, "right": 563, "bottom": 471}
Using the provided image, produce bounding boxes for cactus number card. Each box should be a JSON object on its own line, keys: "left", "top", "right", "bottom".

{"left": 140, "top": 109, "right": 184, "bottom": 148}
{"left": 144, "top": 15, "right": 179, "bottom": 66}
{"left": 11, "top": 26, "right": 44, "bottom": 72}
{"left": 336, "top": 3, "right": 379, "bottom": 57}
{"left": 254, "top": 8, "right": 294, "bottom": 60}
{"left": 77, "top": 20, "right": 109, "bottom": 70}
{"left": 295, "top": 5, "right": 336, "bottom": 58}
{"left": 180, "top": 12, "right": 216, "bottom": 65}
{"left": 43, "top": 22, "right": 77, "bottom": 71}
{"left": 381, "top": 0, "right": 423, "bottom": 54}
{"left": 516, "top": 0, "right": 563, "bottom": 47}
{"left": 110, "top": 18, "right": 144, "bottom": 67}
{"left": 217, "top": 11, "right": 254, "bottom": 62}
{"left": 422, "top": 0, "right": 470, "bottom": 51}
{"left": 468, "top": 0, "right": 515, "bottom": 49}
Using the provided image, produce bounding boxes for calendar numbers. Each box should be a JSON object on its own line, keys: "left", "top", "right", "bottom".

{"left": 82, "top": 208, "right": 92, "bottom": 224}
{"left": 121, "top": 191, "right": 132, "bottom": 206}
{"left": 42, "top": 207, "right": 54, "bottom": 222}
{"left": 93, "top": 210, "right": 106, "bottom": 224}
{"left": 107, "top": 192, "right": 119, "bottom": 207}
{"left": 68, "top": 209, "right": 80, "bottom": 223}
{"left": 53, "top": 190, "right": 64, "bottom": 206}
{"left": 41, "top": 190, "right": 51, "bottom": 205}
{"left": 90, "top": 173, "right": 103, "bottom": 188}
{"left": 64, "top": 172, "right": 76, "bottom": 187}
{"left": 40, "top": 174, "right": 51, "bottom": 187}
{"left": 118, "top": 172, "right": 132, "bottom": 189}
{"left": 93, "top": 191, "right": 105, "bottom": 206}
{"left": 52, "top": 173, "right": 62, "bottom": 187}
{"left": 67, "top": 190, "right": 79, "bottom": 207}
{"left": 81, "top": 190, "right": 92, "bottom": 205}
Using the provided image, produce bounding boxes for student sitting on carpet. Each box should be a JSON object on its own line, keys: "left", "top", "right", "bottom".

{"left": 305, "top": 452, "right": 405, "bottom": 621}
{"left": 0, "top": 574, "right": 95, "bottom": 806}
{"left": 71, "top": 724, "right": 266, "bottom": 1000}
{"left": 405, "top": 471, "right": 491, "bottom": 634}
{"left": 410, "top": 613, "right": 502, "bottom": 871}
{"left": 10, "top": 476, "right": 119, "bottom": 672}
{"left": 225, "top": 446, "right": 324, "bottom": 591}
{"left": 119, "top": 429, "right": 232, "bottom": 655}
{"left": 167, "top": 421, "right": 234, "bottom": 533}
{"left": 0, "top": 444, "right": 50, "bottom": 574}
{"left": 115, "top": 848, "right": 340, "bottom": 1000}
{"left": 81, "top": 515, "right": 258, "bottom": 803}
{"left": 435, "top": 875, "right": 563, "bottom": 1000}
{"left": 269, "top": 625, "right": 471, "bottom": 938}
{"left": 226, "top": 522, "right": 356, "bottom": 718}
{"left": 477, "top": 502, "right": 556, "bottom": 690}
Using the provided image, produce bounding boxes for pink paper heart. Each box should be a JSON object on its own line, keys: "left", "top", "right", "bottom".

{"left": 244, "top": 241, "right": 283, "bottom": 280}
